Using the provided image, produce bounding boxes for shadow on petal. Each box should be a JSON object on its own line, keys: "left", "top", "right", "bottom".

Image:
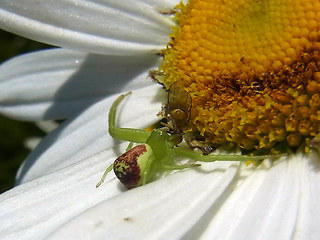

{"left": 17, "top": 53, "right": 160, "bottom": 184}
{"left": 43, "top": 53, "right": 160, "bottom": 120}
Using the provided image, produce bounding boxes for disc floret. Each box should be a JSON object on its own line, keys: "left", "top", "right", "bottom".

{"left": 157, "top": 0, "right": 320, "bottom": 151}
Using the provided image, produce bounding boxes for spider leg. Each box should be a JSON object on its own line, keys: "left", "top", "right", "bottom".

{"left": 108, "top": 92, "right": 151, "bottom": 143}
{"left": 126, "top": 142, "right": 134, "bottom": 151}
{"left": 96, "top": 163, "right": 114, "bottom": 188}
{"left": 173, "top": 147, "right": 284, "bottom": 162}
{"left": 162, "top": 163, "right": 201, "bottom": 170}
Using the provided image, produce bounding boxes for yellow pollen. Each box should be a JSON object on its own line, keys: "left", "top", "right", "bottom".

{"left": 158, "top": 0, "right": 320, "bottom": 150}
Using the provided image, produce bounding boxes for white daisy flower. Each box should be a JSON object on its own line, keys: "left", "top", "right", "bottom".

{"left": 0, "top": 0, "right": 319, "bottom": 240}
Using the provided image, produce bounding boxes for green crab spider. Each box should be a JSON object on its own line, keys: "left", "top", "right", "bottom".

{"left": 96, "top": 92, "right": 279, "bottom": 189}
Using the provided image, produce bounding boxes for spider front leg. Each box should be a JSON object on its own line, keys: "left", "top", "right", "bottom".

{"left": 108, "top": 92, "right": 151, "bottom": 143}
{"left": 97, "top": 92, "right": 157, "bottom": 188}
{"left": 96, "top": 163, "right": 114, "bottom": 188}
{"left": 173, "top": 146, "right": 285, "bottom": 163}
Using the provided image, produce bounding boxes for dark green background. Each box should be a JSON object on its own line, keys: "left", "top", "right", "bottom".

{"left": 0, "top": 30, "right": 50, "bottom": 193}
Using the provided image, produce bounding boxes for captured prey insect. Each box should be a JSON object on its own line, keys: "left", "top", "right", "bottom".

{"left": 164, "top": 82, "right": 192, "bottom": 134}
{"left": 96, "top": 92, "right": 280, "bottom": 189}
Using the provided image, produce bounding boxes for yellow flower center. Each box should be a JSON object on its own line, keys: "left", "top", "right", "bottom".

{"left": 158, "top": 0, "right": 320, "bottom": 150}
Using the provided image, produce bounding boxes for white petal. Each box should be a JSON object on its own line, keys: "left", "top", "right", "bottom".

{"left": 0, "top": 48, "right": 161, "bottom": 121}
{"left": 0, "top": 81, "right": 241, "bottom": 239}
{"left": 0, "top": 152, "right": 239, "bottom": 240}
{"left": 2, "top": 83, "right": 319, "bottom": 239}
{"left": 199, "top": 155, "right": 303, "bottom": 240}
{"left": 0, "top": 148, "right": 124, "bottom": 240}
{"left": 0, "top": 0, "right": 174, "bottom": 55}
{"left": 16, "top": 84, "right": 165, "bottom": 184}
{"left": 35, "top": 121, "right": 59, "bottom": 133}
{"left": 24, "top": 137, "right": 42, "bottom": 150}
{"left": 141, "top": 0, "right": 183, "bottom": 9}
{"left": 294, "top": 152, "right": 320, "bottom": 239}
{"left": 46, "top": 162, "right": 239, "bottom": 240}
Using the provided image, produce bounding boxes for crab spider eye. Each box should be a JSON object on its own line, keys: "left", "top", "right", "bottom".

{"left": 113, "top": 144, "right": 155, "bottom": 189}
